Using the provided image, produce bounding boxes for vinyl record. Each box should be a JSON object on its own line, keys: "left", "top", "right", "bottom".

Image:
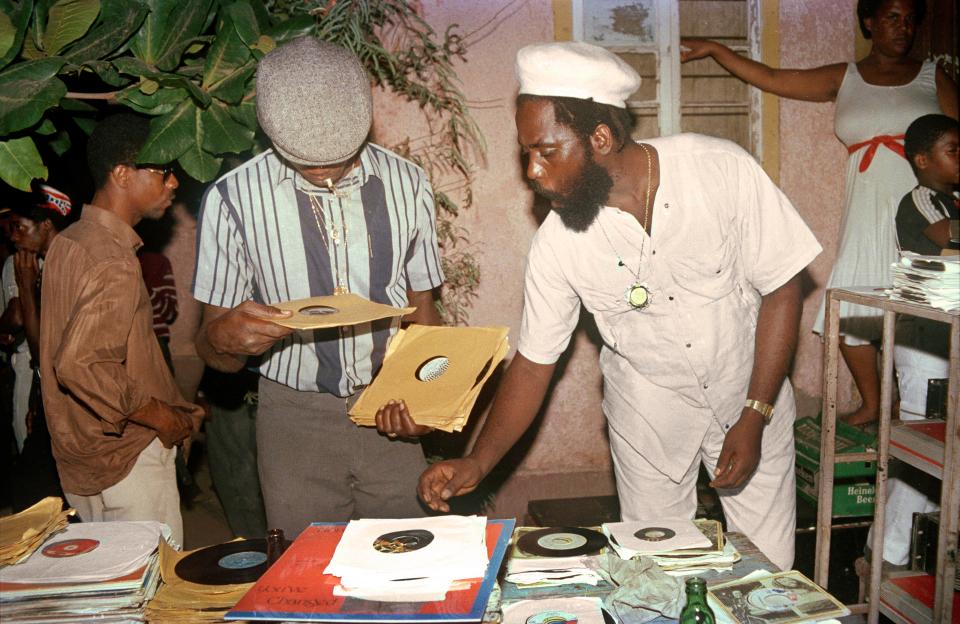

{"left": 373, "top": 529, "right": 435, "bottom": 553}
{"left": 175, "top": 539, "right": 274, "bottom": 585}
{"left": 516, "top": 527, "right": 607, "bottom": 557}
{"left": 633, "top": 527, "right": 676, "bottom": 542}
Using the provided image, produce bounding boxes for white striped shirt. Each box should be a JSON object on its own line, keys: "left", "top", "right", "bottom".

{"left": 193, "top": 144, "right": 444, "bottom": 395}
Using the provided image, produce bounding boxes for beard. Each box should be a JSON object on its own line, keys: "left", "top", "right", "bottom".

{"left": 529, "top": 156, "right": 614, "bottom": 233}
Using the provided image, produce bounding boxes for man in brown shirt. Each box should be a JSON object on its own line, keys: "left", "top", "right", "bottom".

{"left": 39, "top": 114, "right": 200, "bottom": 545}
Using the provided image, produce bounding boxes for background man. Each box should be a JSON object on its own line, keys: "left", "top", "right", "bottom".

{"left": 419, "top": 42, "right": 822, "bottom": 570}
{"left": 40, "top": 114, "right": 200, "bottom": 545}
{"left": 193, "top": 37, "right": 444, "bottom": 537}
{"left": 0, "top": 184, "right": 73, "bottom": 453}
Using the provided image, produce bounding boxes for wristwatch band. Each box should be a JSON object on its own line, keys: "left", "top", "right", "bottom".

{"left": 744, "top": 399, "right": 774, "bottom": 424}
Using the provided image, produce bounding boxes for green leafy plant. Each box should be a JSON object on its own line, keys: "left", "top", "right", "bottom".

{"left": 0, "top": 0, "right": 482, "bottom": 324}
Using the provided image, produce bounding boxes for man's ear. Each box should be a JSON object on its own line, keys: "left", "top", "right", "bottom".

{"left": 914, "top": 152, "right": 929, "bottom": 171}
{"left": 110, "top": 163, "right": 132, "bottom": 188}
{"left": 590, "top": 123, "right": 615, "bottom": 156}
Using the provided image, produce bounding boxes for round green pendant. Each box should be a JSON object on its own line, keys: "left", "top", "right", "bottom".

{"left": 627, "top": 283, "right": 651, "bottom": 310}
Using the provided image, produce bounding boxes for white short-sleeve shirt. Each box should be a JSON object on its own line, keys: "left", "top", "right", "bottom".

{"left": 519, "top": 134, "right": 822, "bottom": 480}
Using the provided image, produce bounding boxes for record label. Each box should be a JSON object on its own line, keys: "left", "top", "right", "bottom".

{"left": 373, "top": 529, "right": 435, "bottom": 553}
{"left": 42, "top": 538, "right": 100, "bottom": 558}
{"left": 219, "top": 550, "right": 268, "bottom": 569}
{"left": 516, "top": 527, "right": 607, "bottom": 557}
{"left": 416, "top": 356, "right": 449, "bottom": 382}
{"left": 633, "top": 527, "right": 676, "bottom": 542}
{"left": 526, "top": 610, "right": 578, "bottom": 624}
{"left": 175, "top": 538, "right": 273, "bottom": 585}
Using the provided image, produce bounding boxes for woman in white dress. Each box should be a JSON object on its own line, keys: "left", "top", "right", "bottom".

{"left": 681, "top": 0, "right": 956, "bottom": 426}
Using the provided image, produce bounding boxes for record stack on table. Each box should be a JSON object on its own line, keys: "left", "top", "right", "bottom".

{"left": 145, "top": 539, "right": 264, "bottom": 623}
{"left": 0, "top": 497, "right": 74, "bottom": 567}
{"left": 888, "top": 253, "right": 960, "bottom": 311}
{"left": 602, "top": 518, "right": 741, "bottom": 574}
{"left": 505, "top": 526, "right": 609, "bottom": 589}
{"left": 350, "top": 325, "right": 510, "bottom": 433}
{"left": 0, "top": 520, "right": 167, "bottom": 622}
{"left": 324, "top": 515, "right": 491, "bottom": 602}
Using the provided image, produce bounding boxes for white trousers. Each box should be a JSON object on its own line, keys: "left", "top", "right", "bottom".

{"left": 11, "top": 351, "right": 32, "bottom": 452}
{"left": 609, "top": 407, "right": 796, "bottom": 571}
{"left": 65, "top": 438, "right": 183, "bottom": 547}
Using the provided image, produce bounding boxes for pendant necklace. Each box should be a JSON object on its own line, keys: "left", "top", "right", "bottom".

{"left": 308, "top": 194, "right": 350, "bottom": 295}
{"left": 598, "top": 142, "right": 655, "bottom": 311}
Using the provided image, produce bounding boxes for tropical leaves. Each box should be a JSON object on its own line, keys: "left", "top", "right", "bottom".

{"left": 0, "top": 0, "right": 269, "bottom": 189}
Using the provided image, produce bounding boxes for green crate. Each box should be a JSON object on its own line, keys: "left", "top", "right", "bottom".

{"left": 794, "top": 416, "right": 877, "bottom": 517}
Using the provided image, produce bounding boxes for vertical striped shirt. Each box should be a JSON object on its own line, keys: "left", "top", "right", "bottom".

{"left": 193, "top": 144, "right": 444, "bottom": 396}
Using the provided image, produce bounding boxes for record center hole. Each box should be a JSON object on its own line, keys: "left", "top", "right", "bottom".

{"left": 416, "top": 356, "right": 449, "bottom": 382}
{"left": 299, "top": 305, "right": 338, "bottom": 316}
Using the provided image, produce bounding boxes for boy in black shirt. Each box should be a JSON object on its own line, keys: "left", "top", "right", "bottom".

{"left": 897, "top": 114, "right": 958, "bottom": 255}
{"left": 877, "top": 114, "right": 957, "bottom": 565}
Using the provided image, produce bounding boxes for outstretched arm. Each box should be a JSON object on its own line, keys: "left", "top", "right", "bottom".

{"left": 711, "top": 274, "right": 802, "bottom": 489}
{"left": 935, "top": 64, "right": 958, "bottom": 119}
{"left": 418, "top": 353, "right": 556, "bottom": 512}
{"left": 680, "top": 39, "right": 846, "bottom": 103}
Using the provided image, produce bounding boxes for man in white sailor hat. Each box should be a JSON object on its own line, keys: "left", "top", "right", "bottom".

{"left": 419, "top": 41, "right": 823, "bottom": 571}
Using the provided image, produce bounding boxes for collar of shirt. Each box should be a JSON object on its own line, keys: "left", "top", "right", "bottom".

{"left": 80, "top": 204, "right": 143, "bottom": 252}
{"left": 273, "top": 144, "right": 376, "bottom": 197}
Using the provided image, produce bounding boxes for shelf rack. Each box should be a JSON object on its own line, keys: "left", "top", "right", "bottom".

{"left": 814, "top": 287, "right": 958, "bottom": 623}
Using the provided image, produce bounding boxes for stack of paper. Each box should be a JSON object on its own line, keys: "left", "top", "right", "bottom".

{"left": 888, "top": 253, "right": 960, "bottom": 311}
{"left": 0, "top": 521, "right": 166, "bottom": 622}
{"left": 350, "top": 325, "right": 510, "bottom": 432}
{"left": 0, "top": 497, "right": 74, "bottom": 566}
{"left": 145, "top": 540, "right": 253, "bottom": 623}
{"left": 324, "top": 515, "right": 489, "bottom": 602}
{"left": 603, "top": 519, "right": 740, "bottom": 575}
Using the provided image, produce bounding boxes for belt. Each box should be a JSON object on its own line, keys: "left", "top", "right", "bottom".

{"left": 847, "top": 134, "right": 906, "bottom": 173}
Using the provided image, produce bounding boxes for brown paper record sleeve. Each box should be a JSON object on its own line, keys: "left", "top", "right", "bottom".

{"left": 271, "top": 293, "right": 415, "bottom": 330}
{"left": 349, "top": 325, "right": 509, "bottom": 430}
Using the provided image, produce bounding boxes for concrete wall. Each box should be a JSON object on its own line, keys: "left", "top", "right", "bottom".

{"left": 164, "top": 0, "right": 858, "bottom": 520}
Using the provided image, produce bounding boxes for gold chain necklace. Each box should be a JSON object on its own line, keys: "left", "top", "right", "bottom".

{"left": 308, "top": 194, "right": 349, "bottom": 295}
{"left": 597, "top": 142, "right": 654, "bottom": 311}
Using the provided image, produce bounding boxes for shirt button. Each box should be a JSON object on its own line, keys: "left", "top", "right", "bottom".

{"left": 668, "top": 296, "right": 674, "bottom": 301}
{"left": 686, "top": 343, "right": 692, "bottom": 348}
{"left": 703, "top": 383, "right": 709, "bottom": 389}
{"left": 664, "top": 203, "right": 670, "bottom": 209}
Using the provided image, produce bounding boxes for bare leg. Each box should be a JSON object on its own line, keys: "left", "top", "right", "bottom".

{"left": 839, "top": 341, "right": 880, "bottom": 426}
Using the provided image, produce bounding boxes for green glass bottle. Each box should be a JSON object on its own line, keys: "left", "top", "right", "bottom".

{"left": 679, "top": 577, "right": 716, "bottom": 624}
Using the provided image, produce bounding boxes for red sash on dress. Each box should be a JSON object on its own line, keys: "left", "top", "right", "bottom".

{"left": 847, "top": 134, "right": 906, "bottom": 172}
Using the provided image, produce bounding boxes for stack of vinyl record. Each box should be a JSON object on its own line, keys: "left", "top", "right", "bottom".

{"left": 505, "top": 526, "right": 609, "bottom": 587}
{"left": 0, "top": 497, "right": 74, "bottom": 566}
{"left": 602, "top": 519, "right": 740, "bottom": 574}
{"left": 145, "top": 539, "right": 264, "bottom": 623}
{"left": 888, "top": 253, "right": 960, "bottom": 311}
{"left": 324, "top": 515, "right": 490, "bottom": 602}
{"left": 0, "top": 520, "right": 166, "bottom": 622}
{"left": 350, "top": 325, "right": 510, "bottom": 432}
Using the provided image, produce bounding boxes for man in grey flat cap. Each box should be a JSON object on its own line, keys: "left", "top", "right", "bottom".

{"left": 193, "top": 37, "right": 443, "bottom": 536}
{"left": 419, "top": 41, "right": 822, "bottom": 570}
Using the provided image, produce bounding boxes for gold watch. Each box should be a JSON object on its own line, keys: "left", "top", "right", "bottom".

{"left": 744, "top": 399, "right": 774, "bottom": 424}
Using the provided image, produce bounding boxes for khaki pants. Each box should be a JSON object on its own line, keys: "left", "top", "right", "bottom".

{"left": 66, "top": 438, "right": 183, "bottom": 546}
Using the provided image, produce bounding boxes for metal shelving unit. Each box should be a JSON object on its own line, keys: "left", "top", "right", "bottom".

{"left": 814, "top": 287, "right": 958, "bottom": 623}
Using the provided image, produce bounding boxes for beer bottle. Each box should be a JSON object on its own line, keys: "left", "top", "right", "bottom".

{"left": 266, "top": 528, "right": 286, "bottom": 565}
{"left": 679, "top": 577, "right": 716, "bottom": 624}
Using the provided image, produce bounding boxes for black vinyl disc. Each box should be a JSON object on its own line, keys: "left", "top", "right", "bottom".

{"left": 516, "top": 527, "right": 608, "bottom": 558}
{"left": 175, "top": 538, "right": 272, "bottom": 585}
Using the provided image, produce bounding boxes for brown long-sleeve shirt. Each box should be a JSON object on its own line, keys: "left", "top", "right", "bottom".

{"left": 39, "top": 205, "right": 201, "bottom": 495}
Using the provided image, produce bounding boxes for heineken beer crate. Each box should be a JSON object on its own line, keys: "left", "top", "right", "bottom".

{"left": 794, "top": 416, "right": 877, "bottom": 517}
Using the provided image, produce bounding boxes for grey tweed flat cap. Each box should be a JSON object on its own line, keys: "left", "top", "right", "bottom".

{"left": 256, "top": 37, "right": 372, "bottom": 167}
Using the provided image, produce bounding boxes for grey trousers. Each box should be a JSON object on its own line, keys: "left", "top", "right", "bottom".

{"left": 207, "top": 398, "right": 267, "bottom": 539}
{"left": 256, "top": 378, "right": 428, "bottom": 538}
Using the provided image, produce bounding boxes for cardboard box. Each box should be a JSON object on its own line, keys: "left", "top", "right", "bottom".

{"left": 794, "top": 417, "right": 876, "bottom": 517}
